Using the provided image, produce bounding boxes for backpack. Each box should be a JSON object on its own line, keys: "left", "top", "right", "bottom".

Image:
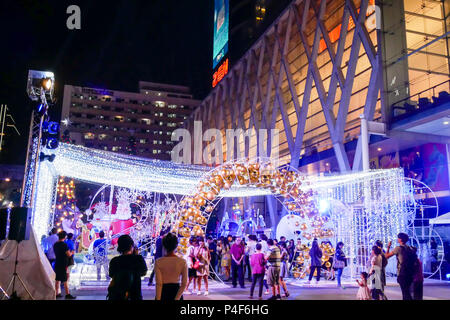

{"left": 107, "top": 270, "right": 135, "bottom": 300}
{"left": 399, "top": 245, "right": 417, "bottom": 278}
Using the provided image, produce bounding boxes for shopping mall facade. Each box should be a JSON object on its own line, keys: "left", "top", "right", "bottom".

{"left": 183, "top": 0, "right": 450, "bottom": 226}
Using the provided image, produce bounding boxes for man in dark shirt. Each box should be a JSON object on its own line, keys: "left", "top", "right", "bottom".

{"left": 207, "top": 236, "right": 218, "bottom": 279}
{"left": 53, "top": 231, "right": 76, "bottom": 299}
{"left": 108, "top": 235, "right": 148, "bottom": 300}
{"left": 385, "top": 233, "right": 417, "bottom": 300}
{"left": 148, "top": 231, "right": 165, "bottom": 285}
{"left": 230, "top": 236, "right": 245, "bottom": 288}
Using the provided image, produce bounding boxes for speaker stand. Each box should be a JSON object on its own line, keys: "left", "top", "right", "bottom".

{"left": 3, "top": 242, "right": 34, "bottom": 300}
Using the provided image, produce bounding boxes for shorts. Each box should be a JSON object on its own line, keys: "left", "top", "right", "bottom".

{"left": 188, "top": 268, "right": 198, "bottom": 278}
{"left": 266, "top": 267, "right": 280, "bottom": 286}
{"left": 55, "top": 266, "right": 68, "bottom": 282}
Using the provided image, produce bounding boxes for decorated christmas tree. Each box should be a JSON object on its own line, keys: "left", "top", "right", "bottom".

{"left": 61, "top": 129, "right": 71, "bottom": 144}
{"left": 54, "top": 177, "right": 78, "bottom": 232}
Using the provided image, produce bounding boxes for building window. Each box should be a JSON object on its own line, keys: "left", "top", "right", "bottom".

{"left": 168, "top": 104, "right": 177, "bottom": 109}
{"left": 99, "top": 134, "right": 108, "bottom": 140}
{"left": 140, "top": 139, "right": 147, "bottom": 144}
{"left": 84, "top": 133, "right": 95, "bottom": 140}
{"left": 141, "top": 118, "right": 151, "bottom": 125}
{"left": 155, "top": 101, "right": 165, "bottom": 108}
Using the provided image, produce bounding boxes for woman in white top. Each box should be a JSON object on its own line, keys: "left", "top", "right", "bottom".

{"left": 155, "top": 233, "right": 188, "bottom": 300}
{"left": 368, "top": 245, "right": 384, "bottom": 300}
{"left": 195, "top": 237, "right": 211, "bottom": 296}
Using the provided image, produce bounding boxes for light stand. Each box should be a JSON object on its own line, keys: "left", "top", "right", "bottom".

{"left": 2, "top": 240, "right": 34, "bottom": 300}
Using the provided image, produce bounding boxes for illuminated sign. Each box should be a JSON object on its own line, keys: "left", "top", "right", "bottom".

{"left": 212, "top": 58, "right": 229, "bottom": 88}
{"left": 213, "top": 0, "right": 229, "bottom": 69}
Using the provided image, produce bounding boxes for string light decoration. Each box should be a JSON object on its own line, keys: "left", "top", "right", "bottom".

{"left": 310, "top": 169, "right": 410, "bottom": 279}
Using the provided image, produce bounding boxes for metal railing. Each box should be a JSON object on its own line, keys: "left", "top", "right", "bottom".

{"left": 391, "top": 79, "right": 450, "bottom": 122}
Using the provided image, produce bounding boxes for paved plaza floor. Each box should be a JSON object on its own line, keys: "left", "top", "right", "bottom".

{"left": 70, "top": 278, "right": 450, "bottom": 300}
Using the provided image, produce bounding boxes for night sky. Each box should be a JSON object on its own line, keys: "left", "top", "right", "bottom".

{"left": 0, "top": 0, "right": 213, "bottom": 164}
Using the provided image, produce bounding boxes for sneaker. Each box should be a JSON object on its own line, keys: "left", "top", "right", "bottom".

{"left": 197, "top": 291, "right": 202, "bottom": 296}
{"left": 249, "top": 296, "right": 254, "bottom": 299}
{"left": 276, "top": 294, "right": 282, "bottom": 300}
{"left": 306, "top": 280, "right": 311, "bottom": 285}
{"left": 264, "top": 290, "right": 270, "bottom": 295}
{"left": 240, "top": 286, "right": 246, "bottom": 289}
{"left": 284, "top": 292, "right": 290, "bottom": 298}
{"left": 65, "top": 294, "right": 77, "bottom": 300}
{"left": 267, "top": 295, "right": 277, "bottom": 300}
{"left": 204, "top": 291, "right": 209, "bottom": 296}
{"left": 184, "top": 290, "right": 192, "bottom": 295}
{"left": 258, "top": 297, "right": 263, "bottom": 300}
{"left": 56, "top": 294, "right": 62, "bottom": 298}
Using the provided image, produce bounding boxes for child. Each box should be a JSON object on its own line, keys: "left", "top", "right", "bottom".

{"left": 356, "top": 272, "right": 371, "bottom": 300}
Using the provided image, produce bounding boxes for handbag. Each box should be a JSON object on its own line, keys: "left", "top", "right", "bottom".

{"left": 192, "top": 259, "right": 200, "bottom": 270}
{"left": 334, "top": 259, "right": 345, "bottom": 269}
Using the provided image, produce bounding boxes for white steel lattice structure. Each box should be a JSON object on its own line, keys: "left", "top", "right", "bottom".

{"left": 186, "top": 0, "right": 383, "bottom": 172}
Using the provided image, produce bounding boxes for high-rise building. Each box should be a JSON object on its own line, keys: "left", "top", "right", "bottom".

{"left": 229, "top": 0, "right": 292, "bottom": 63}
{"left": 61, "top": 82, "right": 201, "bottom": 160}
{"left": 189, "top": 0, "right": 450, "bottom": 224}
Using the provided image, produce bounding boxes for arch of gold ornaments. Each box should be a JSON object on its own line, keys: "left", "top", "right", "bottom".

{"left": 172, "top": 158, "right": 336, "bottom": 276}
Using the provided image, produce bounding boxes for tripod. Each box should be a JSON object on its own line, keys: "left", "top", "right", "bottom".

{"left": 2, "top": 241, "right": 34, "bottom": 300}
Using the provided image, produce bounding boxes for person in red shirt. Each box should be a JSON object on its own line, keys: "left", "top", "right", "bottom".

{"left": 230, "top": 236, "right": 245, "bottom": 288}
{"left": 249, "top": 243, "right": 266, "bottom": 299}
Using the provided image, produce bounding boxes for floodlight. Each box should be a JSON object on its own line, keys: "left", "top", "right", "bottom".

{"left": 27, "top": 70, "right": 55, "bottom": 102}
{"left": 47, "top": 122, "right": 60, "bottom": 135}
{"left": 33, "top": 102, "right": 48, "bottom": 116}
{"left": 41, "top": 78, "right": 53, "bottom": 91}
{"left": 46, "top": 138, "right": 59, "bottom": 150}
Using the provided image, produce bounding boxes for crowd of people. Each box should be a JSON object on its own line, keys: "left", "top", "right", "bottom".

{"left": 40, "top": 228, "right": 425, "bottom": 301}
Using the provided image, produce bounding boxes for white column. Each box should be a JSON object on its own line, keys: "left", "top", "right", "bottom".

{"left": 360, "top": 114, "right": 370, "bottom": 171}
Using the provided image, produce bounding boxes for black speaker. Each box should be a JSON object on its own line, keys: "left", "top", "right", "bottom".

{"left": 8, "top": 207, "right": 32, "bottom": 242}
{"left": 0, "top": 208, "right": 8, "bottom": 240}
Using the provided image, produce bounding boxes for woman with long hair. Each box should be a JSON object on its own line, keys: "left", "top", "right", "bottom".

{"left": 307, "top": 239, "right": 323, "bottom": 284}
{"left": 334, "top": 241, "right": 346, "bottom": 287}
{"left": 221, "top": 237, "right": 232, "bottom": 281}
{"left": 195, "top": 236, "right": 211, "bottom": 296}
{"left": 155, "top": 233, "right": 188, "bottom": 300}
{"left": 368, "top": 245, "right": 385, "bottom": 300}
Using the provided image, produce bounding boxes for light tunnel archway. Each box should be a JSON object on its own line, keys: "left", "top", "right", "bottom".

{"left": 172, "top": 158, "right": 335, "bottom": 254}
